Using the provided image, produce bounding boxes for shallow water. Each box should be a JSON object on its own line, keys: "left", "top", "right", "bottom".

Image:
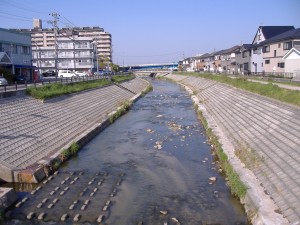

{"left": 2, "top": 79, "right": 249, "bottom": 225}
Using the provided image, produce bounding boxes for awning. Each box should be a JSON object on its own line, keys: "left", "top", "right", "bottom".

{"left": 14, "top": 64, "right": 36, "bottom": 69}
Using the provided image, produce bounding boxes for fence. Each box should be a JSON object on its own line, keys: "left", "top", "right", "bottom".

{"left": 0, "top": 75, "right": 109, "bottom": 93}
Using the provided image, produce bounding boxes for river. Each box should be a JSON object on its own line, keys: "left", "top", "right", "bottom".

{"left": 2, "top": 79, "right": 249, "bottom": 225}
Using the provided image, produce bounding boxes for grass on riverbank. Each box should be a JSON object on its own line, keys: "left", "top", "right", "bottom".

{"left": 176, "top": 72, "right": 300, "bottom": 107}
{"left": 109, "top": 100, "right": 132, "bottom": 124}
{"left": 196, "top": 106, "right": 247, "bottom": 199}
{"left": 111, "top": 74, "right": 135, "bottom": 83}
{"left": 27, "top": 79, "right": 112, "bottom": 100}
{"left": 27, "top": 74, "right": 137, "bottom": 100}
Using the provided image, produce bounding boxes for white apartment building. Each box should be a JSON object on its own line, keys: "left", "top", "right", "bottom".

{"left": 11, "top": 19, "right": 112, "bottom": 72}
{"left": 32, "top": 36, "right": 96, "bottom": 73}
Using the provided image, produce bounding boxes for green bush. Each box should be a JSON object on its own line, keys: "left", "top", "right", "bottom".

{"left": 111, "top": 74, "right": 135, "bottom": 83}
{"left": 70, "top": 142, "right": 80, "bottom": 154}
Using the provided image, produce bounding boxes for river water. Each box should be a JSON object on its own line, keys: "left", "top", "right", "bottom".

{"left": 2, "top": 79, "right": 249, "bottom": 225}
{"left": 62, "top": 79, "right": 248, "bottom": 224}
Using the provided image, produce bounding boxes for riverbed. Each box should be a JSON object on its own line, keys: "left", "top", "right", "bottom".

{"left": 2, "top": 79, "right": 249, "bottom": 225}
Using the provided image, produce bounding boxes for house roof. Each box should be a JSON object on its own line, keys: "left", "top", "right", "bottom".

{"left": 0, "top": 52, "right": 12, "bottom": 64}
{"left": 261, "top": 28, "right": 300, "bottom": 45}
{"left": 220, "top": 45, "right": 240, "bottom": 55}
{"left": 261, "top": 26, "right": 295, "bottom": 39}
{"left": 241, "top": 44, "right": 253, "bottom": 50}
{"left": 252, "top": 26, "right": 295, "bottom": 44}
{"left": 282, "top": 47, "right": 300, "bottom": 60}
{"left": 198, "top": 53, "right": 210, "bottom": 59}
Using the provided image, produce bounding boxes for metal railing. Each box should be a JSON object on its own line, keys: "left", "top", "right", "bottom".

{"left": 0, "top": 75, "right": 110, "bottom": 93}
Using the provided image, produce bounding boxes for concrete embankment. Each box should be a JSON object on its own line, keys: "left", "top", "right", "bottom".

{"left": 166, "top": 74, "right": 300, "bottom": 225}
{"left": 0, "top": 77, "right": 150, "bottom": 184}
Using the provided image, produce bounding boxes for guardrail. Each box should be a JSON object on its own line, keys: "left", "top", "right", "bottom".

{"left": 0, "top": 75, "right": 111, "bottom": 93}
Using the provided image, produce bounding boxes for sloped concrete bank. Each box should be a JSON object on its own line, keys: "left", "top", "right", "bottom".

{"left": 0, "top": 77, "right": 151, "bottom": 209}
{"left": 0, "top": 78, "right": 151, "bottom": 183}
{"left": 166, "top": 74, "right": 292, "bottom": 225}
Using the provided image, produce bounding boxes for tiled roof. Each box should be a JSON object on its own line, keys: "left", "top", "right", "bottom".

{"left": 261, "top": 28, "right": 300, "bottom": 44}
{"left": 261, "top": 26, "right": 295, "bottom": 39}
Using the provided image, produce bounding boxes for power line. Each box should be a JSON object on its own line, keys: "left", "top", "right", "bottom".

{"left": 0, "top": 11, "right": 33, "bottom": 20}
{"left": 1, "top": 0, "right": 49, "bottom": 15}
{"left": 61, "top": 15, "right": 77, "bottom": 28}
{"left": 0, "top": 14, "right": 32, "bottom": 22}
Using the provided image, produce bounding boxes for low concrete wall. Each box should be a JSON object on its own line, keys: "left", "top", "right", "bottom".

{"left": 0, "top": 89, "right": 26, "bottom": 98}
{"left": 0, "top": 188, "right": 18, "bottom": 211}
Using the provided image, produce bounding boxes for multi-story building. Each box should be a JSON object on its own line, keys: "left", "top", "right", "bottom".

{"left": 11, "top": 19, "right": 112, "bottom": 73}
{"left": 33, "top": 36, "right": 96, "bottom": 73}
{"left": 0, "top": 28, "right": 33, "bottom": 81}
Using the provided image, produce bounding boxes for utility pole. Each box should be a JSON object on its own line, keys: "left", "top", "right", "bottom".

{"left": 95, "top": 37, "right": 99, "bottom": 74}
{"left": 48, "top": 12, "right": 60, "bottom": 77}
{"left": 34, "top": 42, "right": 41, "bottom": 75}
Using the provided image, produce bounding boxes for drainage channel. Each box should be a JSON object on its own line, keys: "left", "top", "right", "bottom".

{"left": 1, "top": 79, "right": 250, "bottom": 225}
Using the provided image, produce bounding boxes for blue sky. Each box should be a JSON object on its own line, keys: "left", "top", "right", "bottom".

{"left": 1, "top": 0, "right": 299, "bottom": 65}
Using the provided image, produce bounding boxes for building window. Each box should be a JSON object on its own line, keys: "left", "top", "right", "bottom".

{"left": 278, "top": 43, "right": 281, "bottom": 48}
{"left": 21, "top": 46, "right": 30, "bottom": 54}
{"left": 253, "top": 48, "right": 257, "bottom": 54}
{"left": 277, "top": 62, "right": 285, "bottom": 68}
{"left": 242, "top": 51, "right": 247, "bottom": 58}
{"left": 262, "top": 45, "right": 270, "bottom": 53}
{"left": 283, "top": 42, "right": 292, "bottom": 50}
{"left": 11, "top": 44, "right": 18, "bottom": 54}
{"left": 294, "top": 41, "right": 300, "bottom": 48}
{"left": 258, "top": 34, "right": 261, "bottom": 41}
{"left": 265, "top": 60, "right": 270, "bottom": 64}
{"left": 274, "top": 50, "right": 277, "bottom": 57}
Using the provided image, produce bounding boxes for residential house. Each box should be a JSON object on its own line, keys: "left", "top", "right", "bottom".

{"left": 260, "top": 28, "right": 300, "bottom": 74}
{"left": 0, "top": 28, "right": 33, "bottom": 81}
{"left": 236, "top": 44, "right": 252, "bottom": 74}
{"left": 196, "top": 53, "right": 209, "bottom": 71}
{"left": 220, "top": 45, "right": 240, "bottom": 74}
{"left": 213, "top": 50, "right": 225, "bottom": 73}
{"left": 251, "top": 26, "right": 295, "bottom": 73}
{"left": 203, "top": 53, "right": 215, "bottom": 72}
{"left": 282, "top": 47, "right": 300, "bottom": 79}
{"left": 190, "top": 55, "right": 203, "bottom": 71}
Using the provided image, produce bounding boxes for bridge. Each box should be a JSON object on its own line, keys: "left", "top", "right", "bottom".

{"left": 121, "top": 62, "right": 178, "bottom": 71}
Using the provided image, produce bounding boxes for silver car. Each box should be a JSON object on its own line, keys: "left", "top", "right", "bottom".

{"left": 0, "top": 77, "right": 8, "bottom": 86}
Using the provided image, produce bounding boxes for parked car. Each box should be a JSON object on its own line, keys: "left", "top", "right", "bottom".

{"left": 58, "top": 70, "right": 75, "bottom": 78}
{"left": 74, "top": 71, "right": 88, "bottom": 77}
{"left": 13, "top": 74, "right": 26, "bottom": 83}
{"left": 42, "top": 70, "right": 56, "bottom": 77}
{"left": 94, "top": 70, "right": 104, "bottom": 76}
{"left": 0, "top": 77, "right": 8, "bottom": 86}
